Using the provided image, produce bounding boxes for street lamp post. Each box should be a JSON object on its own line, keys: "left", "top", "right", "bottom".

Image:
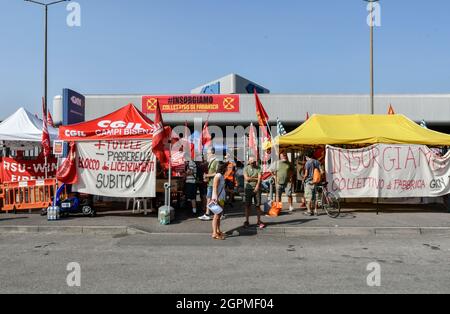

{"left": 365, "top": 0, "right": 379, "bottom": 115}
{"left": 25, "top": 0, "right": 69, "bottom": 115}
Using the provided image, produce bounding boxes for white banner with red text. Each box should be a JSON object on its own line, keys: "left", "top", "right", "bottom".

{"left": 73, "top": 140, "right": 156, "bottom": 198}
{"left": 326, "top": 144, "right": 450, "bottom": 198}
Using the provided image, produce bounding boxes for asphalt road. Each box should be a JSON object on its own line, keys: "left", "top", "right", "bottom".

{"left": 0, "top": 233, "right": 449, "bottom": 294}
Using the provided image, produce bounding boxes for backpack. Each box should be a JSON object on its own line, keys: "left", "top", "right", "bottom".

{"left": 311, "top": 160, "right": 322, "bottom": 184}
{"left": 312, "top": 168, "right": 321, "bottom": 184}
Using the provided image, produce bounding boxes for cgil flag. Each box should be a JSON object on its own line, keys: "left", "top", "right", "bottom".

{"left": 56, "top": 141, "right": 78, "bottom": 184}
{"left": 152, "top": 100, "right": 171, "bottom": 169}
{"left": 201, "top": 119, "right": 212, "bottom": 149}
{"left": 41, "top": 97, "right": 51, "bottom": 158}
{"left": 248, "top": 123, "right": 258, "bottom": 160}
{"left": 184, "top": 121, "right": 195, "bottom": 160}
{"left": 47, "top": 111, "right": 54, "bottom": 127}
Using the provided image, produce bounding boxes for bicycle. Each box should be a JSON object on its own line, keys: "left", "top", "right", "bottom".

{"left": 314, "top": 182, "right": 341, "bottom": 218}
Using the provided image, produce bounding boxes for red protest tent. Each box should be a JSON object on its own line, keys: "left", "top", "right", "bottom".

{"left": 59, "top": 104, "right": 155, "bottom": 141}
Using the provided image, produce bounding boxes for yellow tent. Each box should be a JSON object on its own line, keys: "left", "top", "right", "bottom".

{"left": 276, "top": 114, "right": 450, "bottom": 148}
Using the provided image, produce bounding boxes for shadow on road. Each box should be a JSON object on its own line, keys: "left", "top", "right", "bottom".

{"left": 0, "top": 217, "right": 28, "bottom": 222}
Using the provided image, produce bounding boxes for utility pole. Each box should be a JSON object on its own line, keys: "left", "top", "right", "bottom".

{"left": 365, "top": 0, "right": 379, "bottom": 114}
{"left": 25, "top": 0, "right": 69, "bottom": 115}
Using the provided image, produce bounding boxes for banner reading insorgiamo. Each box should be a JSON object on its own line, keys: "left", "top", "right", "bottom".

{"left": 326, "top": 144, "right": 450, "bottom": 198}
{"left": 73, "top": 140, "right": 156, "bottom": 198}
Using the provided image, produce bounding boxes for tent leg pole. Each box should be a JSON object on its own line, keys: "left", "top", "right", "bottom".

{"left": 376, "top": 198, "right": 379, "bottom": 215}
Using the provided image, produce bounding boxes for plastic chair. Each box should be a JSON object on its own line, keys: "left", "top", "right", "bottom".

{"left": 126, "top": 198, "right": 148, "bottom": 215}
{"left": 133, "top": 198, "right": 148, "bottom": 215}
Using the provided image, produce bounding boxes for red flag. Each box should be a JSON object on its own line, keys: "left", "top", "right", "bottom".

{"left": 41, "top": 98, "right": 51, "bottom": 158}
{"left": 248, "top": 123, "right": 258, "bottom": 160}
{"left": 57, "top": 142, "right": 78, "bottom": 184}
{"left": 254, "top": 89, "right": 271, "bottom": 141}
{"left": 202, "top": 119, "right": 212, "bottom": 148}
{"left": 254, "top": 89, "right": 269, "bottom": 128}
{"left": 254, "top": 89, "right": 272, "bottom": 179}
{"left": 47, "top": 111, "right": 54, "bottom": 127}
{"left": 185, "top": 121, "right": 195, "bottom": 160}
{"left": 152, "top": 100, "right": 170, "bottom": 168}
{"left": 388, "top": 104, "right": 395, "bottom": 115}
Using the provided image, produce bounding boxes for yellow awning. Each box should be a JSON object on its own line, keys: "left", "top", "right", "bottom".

{"left": 276, "top": 114, "right": 450, "bottom": 148}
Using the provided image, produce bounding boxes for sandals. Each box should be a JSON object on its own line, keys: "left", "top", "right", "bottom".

{"left": 257, "top": 222, "right": 267, "bottom": 229}
{"left": 212, "top": 234, "right": 226, "bottom": 240}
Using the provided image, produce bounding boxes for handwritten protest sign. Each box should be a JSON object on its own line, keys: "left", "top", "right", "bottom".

{"left": 326, "top": 144, "right": 450, "bottom": 198}
{"left": 73, "top": 140, "right": 156, "bottom": 198}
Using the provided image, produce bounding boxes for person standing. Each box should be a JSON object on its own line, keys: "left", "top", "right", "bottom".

{"left": 195, "top": 158, "right": 208, "bottom": 217}
{"left": 271, "top": 152, "right": 295, "bottom": 212}
{"left": 303, "top": 150, "right": 321, "bottom": 216}
{"left": 296, "top": 157, "right": 307, "bottom": 208}
{"left": 184, "top": 157, "right": 198, "bottom": 214}
{"left": 211, "top": 162, "right": 227, "bottom": 240}
{"left": 199, "top": 147, "right": 218, "bottom": 221}
{"left": 224, "top": 153, "right": 237, "bottom": 207}
{"left": 243, "top": 156, "right": 266, "bottom": 229}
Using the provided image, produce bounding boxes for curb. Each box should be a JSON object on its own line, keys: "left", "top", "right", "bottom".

{"left": 1, "top": 225, "right": 450, "bottom": 236}
{"left": 0, "top": 225, "right": 134, "bottom": 235}
{"left": 260, "top": 226, "right": 450, "bottom": 236}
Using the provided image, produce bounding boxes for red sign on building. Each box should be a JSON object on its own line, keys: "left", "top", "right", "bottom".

{"left": 142, "top": 95, "right": 240, "bottom": 114}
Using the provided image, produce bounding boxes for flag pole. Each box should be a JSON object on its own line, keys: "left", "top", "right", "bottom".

{"left": 166, "top": 139, "right": 172, "bottom": 208}
{"left": 45, "top": 156, "right": 48, "bottom": 179}
{"left": 42, "top": 97, "right": 48, "bottom": 179}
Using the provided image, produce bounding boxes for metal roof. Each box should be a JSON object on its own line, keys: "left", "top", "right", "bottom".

{"left": 53, "top": 93, "right": 450, "bottom": 126}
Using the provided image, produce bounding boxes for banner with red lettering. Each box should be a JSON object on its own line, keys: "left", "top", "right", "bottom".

{"left": 326, "top": 144, "right": 450, "bottom": 198}
{"left": 73, "top": 140, "right": 156, "bottom": 197}
{"left": 0, "top": 156, "right": 57, "bottom": 183}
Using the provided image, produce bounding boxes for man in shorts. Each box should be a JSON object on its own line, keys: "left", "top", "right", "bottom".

{"left": 303, "top": 150, "right": 321, "bottom": 216}
{"left": 270, "top": 152, "right": 295, "bottom": 212}
{"left": 243, "top": 156, "right": 266, "bottom": 229}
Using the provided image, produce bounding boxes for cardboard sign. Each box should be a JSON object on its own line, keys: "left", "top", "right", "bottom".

{"left": 53, "top": 141, "right": 64, "bottom": 157}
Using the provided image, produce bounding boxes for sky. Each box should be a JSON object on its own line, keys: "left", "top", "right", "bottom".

{"left": 0, "top": 0, "right": 449, "bottom": 120}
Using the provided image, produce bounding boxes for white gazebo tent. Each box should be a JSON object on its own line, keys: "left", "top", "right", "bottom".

{"left": 0, "top": 107, "right": 58, "bottom": 151}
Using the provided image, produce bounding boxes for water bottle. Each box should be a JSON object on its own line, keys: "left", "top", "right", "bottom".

{"left": 158, "top": 206, "right": 170, "bottom": 225}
